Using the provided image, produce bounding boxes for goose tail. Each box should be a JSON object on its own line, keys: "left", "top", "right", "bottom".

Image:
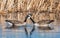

{"left": 47, "top": 20, "right": 54, "bottom": 24}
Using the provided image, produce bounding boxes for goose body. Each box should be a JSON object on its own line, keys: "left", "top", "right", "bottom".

{"left": 34, "top": 20, "right": 54, "bottom": 30}
{"left": 5, "top": 20, "right": 26, "bottom": 29}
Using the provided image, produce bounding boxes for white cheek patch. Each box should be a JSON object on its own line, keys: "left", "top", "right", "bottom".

{"left": 28, "top": 17, "right": 30, "bottom": 19}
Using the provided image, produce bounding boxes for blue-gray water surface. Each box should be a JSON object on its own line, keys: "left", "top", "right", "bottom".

{"left": 0, "top": 23, "right": 60, "bottom": 38}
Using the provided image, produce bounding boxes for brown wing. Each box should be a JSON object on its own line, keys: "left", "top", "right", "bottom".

{"left": 6, "top": 20, "right": 23, "bottom": 24}
{"left": 37, "top": 20, "right": 54, "bottom": 24}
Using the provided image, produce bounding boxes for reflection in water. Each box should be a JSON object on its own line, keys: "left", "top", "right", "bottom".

{"left": 24, "top": 27, "right": 28, "bottom": 38}
{"left": 30, "top": 25, "right": 35, "bottom": 36}
{"left": 0, "top": 23, "right": 60, "bottom": 38}
{"left": 24, "top": 24, "right": 35, "bottom": 38}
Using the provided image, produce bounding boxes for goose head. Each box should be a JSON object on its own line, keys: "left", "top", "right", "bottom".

{"left": 26, "top": 13, "right": 32, "bottom": 19}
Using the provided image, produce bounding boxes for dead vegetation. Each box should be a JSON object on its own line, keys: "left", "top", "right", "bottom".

{"left": 0, "top": 0, "right": 60, "bottom": 23}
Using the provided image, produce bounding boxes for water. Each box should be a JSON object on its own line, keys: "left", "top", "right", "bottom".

{"left": 0, "top": 24, "right": 60, "bottom": 38}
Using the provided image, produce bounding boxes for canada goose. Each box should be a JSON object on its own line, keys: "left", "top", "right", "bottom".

{"left": 5, "top": 20, "right": 26, "bottom": 29}
{"left": 34, "top": 20, "right": 54, "bottom": 30}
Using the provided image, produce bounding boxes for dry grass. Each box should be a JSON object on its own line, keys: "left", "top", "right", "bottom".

{"left": 0, "top": 0, "right": 60, "bottom": 23}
